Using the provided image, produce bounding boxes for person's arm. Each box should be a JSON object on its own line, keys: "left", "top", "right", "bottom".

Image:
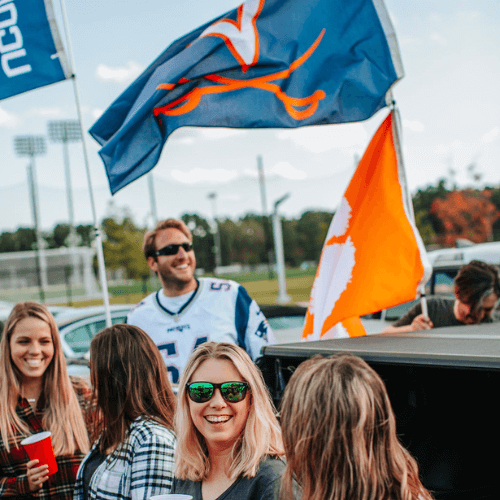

{"left": 381, "top": 303, "right": 433, "bottom": 333}
{"left": 129, "top": 426, "right": 176, "bottom": 500}
{"left": 235, "top": 285, "right": 276, "bottom": 361}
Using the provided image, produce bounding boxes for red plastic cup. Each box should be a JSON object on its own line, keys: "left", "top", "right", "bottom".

{"left": 21, "top": 431, "right": 58, "bottom": 475}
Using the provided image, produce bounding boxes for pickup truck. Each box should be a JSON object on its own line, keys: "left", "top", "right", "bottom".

{"left": 261, "top": 323, "right": 500, "bottom": 500}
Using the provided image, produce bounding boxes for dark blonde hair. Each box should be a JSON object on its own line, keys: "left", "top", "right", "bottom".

{"left": 0, "top": 302, "right": 90, "bottom": 455}
{"left": 280, "top": 354, "right": 433, "bottom": 500}
{"left": 143, "top": 218, "right": 192, "bottom": 261}
{"left": 90, "top": 324, "right": 176, "bottom": 452}
{"left": 175, "top": 342, "right": 284, "bottom": 481}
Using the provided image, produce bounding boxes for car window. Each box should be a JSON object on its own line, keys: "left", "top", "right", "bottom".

{"left": 62, "top": 313, "right": 129, "bottom": 355}
{"left": 64, "top": 325, "right": 93, "bottom": 354}
{"left": 433, "top": 270, "right": 457, "bottom": 296}
{"left": 267, "top": 315, "right": 305, "bottom": 330}
{"left": 384, "top": 299, "right": 420, "bottom": 322}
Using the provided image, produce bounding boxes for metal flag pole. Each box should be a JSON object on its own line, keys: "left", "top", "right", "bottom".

{"left": 58, "top": 0, "right": 111, "bottom": 325}
{"left": 390, "top": 102, "right": 430, "bottom": 318}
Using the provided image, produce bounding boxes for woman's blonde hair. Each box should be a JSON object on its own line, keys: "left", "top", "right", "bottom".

{"left": 0, "top": 302, "right": 90, "bottom": 455}
{"left": 174, "top": 342, "right": 283, "bottom": 481}
{"left": 280, "top": 354, "right": 434, "bottom": 500}
{"left": 90, "top": 324, "right": 176, "bottom": 453}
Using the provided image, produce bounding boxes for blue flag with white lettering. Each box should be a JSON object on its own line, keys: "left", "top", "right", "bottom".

{"left": 0, "top": 0, "right": 71, "bottom": 100}
{"left": 90, "top": 0, "right": 404, "bottom": 194}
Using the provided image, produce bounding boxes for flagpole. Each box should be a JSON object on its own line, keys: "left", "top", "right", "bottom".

{"left": 58, "top": 0, "right": 112, "bottom": 326}
{"left": 390, "top": 103, "right": 429, "bottom": 318}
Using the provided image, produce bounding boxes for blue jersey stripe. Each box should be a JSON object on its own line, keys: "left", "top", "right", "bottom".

{"left": 235, "top": 285, "right": 252, "bottom": 348}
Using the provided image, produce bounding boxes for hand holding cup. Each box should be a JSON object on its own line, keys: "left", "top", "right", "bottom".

{"left": 26, "top": 459, "right": 49, "bottom": 492}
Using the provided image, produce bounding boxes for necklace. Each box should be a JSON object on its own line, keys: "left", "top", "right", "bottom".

{"left": 27, "top": 398, "right": 36, "bottom": 403}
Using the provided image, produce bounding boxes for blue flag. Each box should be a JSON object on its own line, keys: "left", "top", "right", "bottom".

{"left": 90, "top": 0, "right": 403, "bottom": 194}
{"left": 0, "top": 0, "right": 71, "bottom": 100}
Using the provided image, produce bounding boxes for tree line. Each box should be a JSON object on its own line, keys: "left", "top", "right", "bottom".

{"left": 1, "top": 179, "right": 499, "bottom": 279}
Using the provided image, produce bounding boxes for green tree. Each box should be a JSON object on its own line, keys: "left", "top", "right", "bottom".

{"left": 296, "top": 211, "right": 334, "bottom": 261}
{"left": 101, "top": 215, "right": 149, "bottom": 279}
{"left": 182, "top": 214, "right": 214, "bottom": 272}
{"left": 76, "top": 224, "right": 93, "bottom": 247}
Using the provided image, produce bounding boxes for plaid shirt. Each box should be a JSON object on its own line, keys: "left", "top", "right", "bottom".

{"left": 74, "top": 417, "right": 176, "bottom": 500}
{"left": 0, "top": 377, "right": 92, "bottom": 499}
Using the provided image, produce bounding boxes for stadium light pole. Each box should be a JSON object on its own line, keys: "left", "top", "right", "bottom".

{"left": 208, "top": 192, "right": 222, "bottom": 274}
{"left": 48, "top": 120, "right": 80, "bottom": 247}
{"left": 14, "top": 135, "right": 48, "bottom": 302}
{"left": 273, "top": 193, "right": 292, "bottom": 304}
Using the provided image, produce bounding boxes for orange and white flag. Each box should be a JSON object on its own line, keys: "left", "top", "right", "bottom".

{"left": 303, "top": 110, "right": 431, "bottom": 340}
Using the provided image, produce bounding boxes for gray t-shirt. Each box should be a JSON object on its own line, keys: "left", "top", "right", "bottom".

{"left": 393, "top": 297, "right": 493, "bottom": 329}
{"left": 172, "top": 456, "right": 285, "bottom": 500}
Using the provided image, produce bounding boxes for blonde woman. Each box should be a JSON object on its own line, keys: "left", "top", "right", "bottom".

{"left": 172, "top": 342, "right": 284, "bottom": 500}
{"left": 0, "top": 302, "right": 90, "bottom": 499}
{"left": 280, "top": 354, "right": 434, "bottom": 500}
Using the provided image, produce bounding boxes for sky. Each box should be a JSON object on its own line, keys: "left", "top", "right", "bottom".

{"left": 0, "top": 0, "right": 499, "bottom": 232}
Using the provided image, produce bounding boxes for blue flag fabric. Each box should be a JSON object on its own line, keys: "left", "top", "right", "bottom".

{"left": 0, "top": 0, "right": 71, "bottom": 100}
{"left": 90, "top": 0, "right": 403, "bottom": 194}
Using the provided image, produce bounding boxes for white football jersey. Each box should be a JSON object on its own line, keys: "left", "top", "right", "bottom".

{"left": 127, "top": 277, "right": 275, "bottom": 383}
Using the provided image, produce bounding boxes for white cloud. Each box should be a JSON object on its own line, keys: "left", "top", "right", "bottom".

{"left": 170, "top": 167, "right": 239, "bottom": 184}
{"left": 170, "top": 127, "right": 246, "bottom": 145}
{"left": 430, "top": 32, "right": 447, "bottom": 45}
{"left": 0, "top": 106, "right": 22, "bottom": 128}
{"left": 276, "top": 123, "right": 367, "bottom": 153}
{"left": 270, "top": 161, "right": 307, "bottom": 180}
{"left": 92, "top": 108, "right": 104, "bottom": 120}
{"left": 403, "top": 119, "right": 425, "bottom": 133}
{"left": 96, "top": 61, "right": 144, "bottom": 84}
{"left": 457, "top": 10, "right": 481, "bottom": 21}
{"left": 481, "top": 127, "right": 499, "bottom": 144}
{"left": 28, "top": 107, "right": 65, "bottom": 118}
{"left": 199, "top": 128, "right": 247, "bottom": 140}
{"left": 243, "top": 168, "right": 258, "bottom": 178}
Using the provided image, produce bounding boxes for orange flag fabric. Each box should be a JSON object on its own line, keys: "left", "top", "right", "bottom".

{"left": 303, "top": 110, "right": 431, "bottom": 340}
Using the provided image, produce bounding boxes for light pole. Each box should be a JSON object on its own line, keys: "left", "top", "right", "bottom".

{"left": 48, "top": 120, "right": 81, "bottom": 246}
{"left": 14, "top": 135, "right": 48, "bottom": 302}
{"left": 273, "top": 193, "right": 292, "bottom": 304}
{"left": 208, "top": 192, "right": 222, "bottom": 274}
{"left": 49, "top": 120, "right": 83, "bottom": 290}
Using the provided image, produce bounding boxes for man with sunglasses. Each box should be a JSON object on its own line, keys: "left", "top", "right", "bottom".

{"left": 382, "top": 260, "right": 500, "bottom": 333}
{"left": 127, "top": 218, "right": 276, "bottom": 384}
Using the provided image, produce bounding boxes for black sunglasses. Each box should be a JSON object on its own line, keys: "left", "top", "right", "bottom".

{"left": 186, "top": 381, "right": 249, "bottom": 403}
{"left": 156, "top": 242, "right": 193, "bottom": 257}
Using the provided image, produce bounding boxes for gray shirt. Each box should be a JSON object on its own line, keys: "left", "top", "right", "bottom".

{"left": 393, "top": 297, "right": 493, "bottom": 329}
{"left": 172, "top": 456, "right": 286, "bottom": 500}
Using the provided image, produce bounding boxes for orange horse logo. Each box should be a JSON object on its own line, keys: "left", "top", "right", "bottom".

{"left": 154, "top": 0, "right": 326, "bottom": 121}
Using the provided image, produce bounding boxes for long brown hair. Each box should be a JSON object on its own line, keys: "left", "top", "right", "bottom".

{"left": 0, "top": 302, "right": 90, "bottom": 455}
{"left": 280, "top": 354, "right": 433, "bottom": 500}
{"left": 90, "top": 324, "right": 176, "bottom": 452}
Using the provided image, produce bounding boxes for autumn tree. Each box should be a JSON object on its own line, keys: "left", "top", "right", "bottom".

{"left": 430, "top": 189, "right": 500, "bottom": 246}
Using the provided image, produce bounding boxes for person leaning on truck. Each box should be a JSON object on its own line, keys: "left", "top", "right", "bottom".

{"left": 382, "top": 260, "right": 500, "bottom": 333}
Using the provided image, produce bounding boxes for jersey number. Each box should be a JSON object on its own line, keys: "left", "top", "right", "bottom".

{"left": 159, "top": 337, "right": 208, "bottom": 384}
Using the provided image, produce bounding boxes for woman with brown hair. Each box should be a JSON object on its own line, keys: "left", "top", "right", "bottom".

{"left": 73, "top": 323, "right": 176, "bottom": 500}
{"left": 280, "top": 353, "right": 434, "bottom": 500}
{"left": 172, "top": 341, "right": 284, "bottom": 500}
{"left": 0, "top": 302, "right": 91, "bottom": 499}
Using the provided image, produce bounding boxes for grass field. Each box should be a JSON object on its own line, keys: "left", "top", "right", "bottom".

{"left": 68, "top": 266, "right": 317, "bottom": 307}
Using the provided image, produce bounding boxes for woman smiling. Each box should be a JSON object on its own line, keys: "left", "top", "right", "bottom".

{"left": 0, "top": 302, "right": 91, "bottom": 499}
{"left": 172, "top": 342, "right": 284, "bottom": 500}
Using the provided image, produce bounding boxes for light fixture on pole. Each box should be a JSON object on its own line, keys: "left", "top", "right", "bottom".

{"left": 14, "top": 135, "right": 48, "bottom": 302}
{"left": 272, "top": 193, "right": 292, "bottom": 304}
{"left": 208, "top": 192, "right": 222, "bottom": 274}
